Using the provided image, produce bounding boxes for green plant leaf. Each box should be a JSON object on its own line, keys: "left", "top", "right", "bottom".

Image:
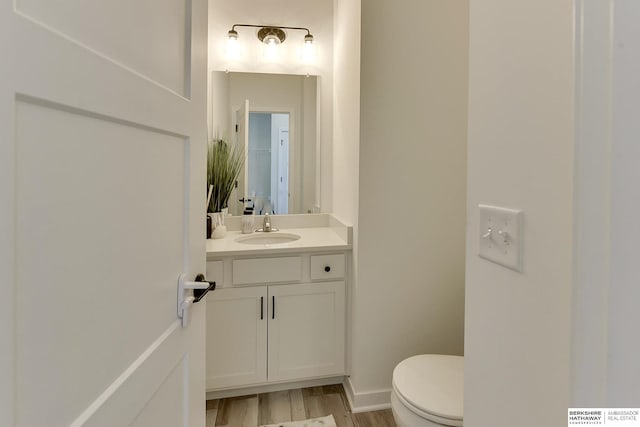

{"left": 207, "top": 138, "right": 245, "bottom": 213}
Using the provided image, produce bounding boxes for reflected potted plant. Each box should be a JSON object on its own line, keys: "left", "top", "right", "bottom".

{"left": 207, "top": 138, "right": 244, "bottom": 238}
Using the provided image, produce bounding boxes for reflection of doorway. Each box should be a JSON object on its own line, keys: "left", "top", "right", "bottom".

{"left": 248, "top": 112, "right": 290, "bottom": 214}
{"left": 276, "top": 129, "right": 289, "bottom": 214}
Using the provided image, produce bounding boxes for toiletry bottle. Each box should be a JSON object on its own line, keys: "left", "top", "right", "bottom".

{"left": 241, "top": 207, "right": 254, "bottom": 234}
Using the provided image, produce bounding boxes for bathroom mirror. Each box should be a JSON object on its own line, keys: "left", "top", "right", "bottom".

{"left": 210, "top": 71, "right": 318, "bottom": 216}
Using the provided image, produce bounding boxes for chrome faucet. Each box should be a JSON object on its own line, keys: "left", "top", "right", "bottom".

{"left": 258, "top": 213, "right": 278, "bottom": 232}
{"left": 263, "top": 213, "right": 272, "bottom": 232}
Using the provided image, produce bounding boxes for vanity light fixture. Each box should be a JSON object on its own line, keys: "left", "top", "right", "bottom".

{"left": 227, "top": 24, "right": 314, "bottom": 47}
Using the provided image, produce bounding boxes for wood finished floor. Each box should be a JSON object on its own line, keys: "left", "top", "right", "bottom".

{"left": 206, "top": 385, "right": 396, "bottom": 427}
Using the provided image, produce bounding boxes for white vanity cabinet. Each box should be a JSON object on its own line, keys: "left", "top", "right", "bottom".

{"left": 205, "top": 252, "right": 348, "bottom": 392}
{"left": 206, "top": 286, "right": 267, "bottom": 388}
{"left": 267, "top": 281, "right": 345, "bottom": 382}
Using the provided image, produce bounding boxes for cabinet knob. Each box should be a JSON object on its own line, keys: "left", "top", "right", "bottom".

{"left": 324, "top": 266, "right": 331, "bottom": 273}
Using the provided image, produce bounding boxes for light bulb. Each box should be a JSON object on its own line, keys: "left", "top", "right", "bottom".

{"left": 264, "top": 38, "right": 279, "bottom": 61}
{"left": 301, "top": 34, "right": 315, "bottom": 63}
{"left": 265, "top": 34, "right": 281, "bottom": 45}
{"left": 226, "top": 30, "right": 240, "bottom": 59}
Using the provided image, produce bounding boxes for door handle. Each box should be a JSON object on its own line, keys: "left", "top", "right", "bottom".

{"left": 193, "top": 274, "right": 215, "bottom": 303}
{"left": 272, "top": 296, "right": 275, "bottom": 319}
{"left": 260, "top": 296, "right": 264, "bottom": 320}
{"left": 178, "top": 273, "right": 215, "bottom": 328}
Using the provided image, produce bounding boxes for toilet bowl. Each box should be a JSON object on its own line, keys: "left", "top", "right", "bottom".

{"left": 390, "top": 354, "right": 463, "bottom": 427}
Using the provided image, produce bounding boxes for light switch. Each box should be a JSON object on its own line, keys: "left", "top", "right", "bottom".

{"left": 478, "top": 204, "right": 523, "bottom": 272}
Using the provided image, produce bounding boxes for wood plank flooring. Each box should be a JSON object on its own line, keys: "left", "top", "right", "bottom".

{"left": 206, "top": 385, "right": 396, "bottom": 427}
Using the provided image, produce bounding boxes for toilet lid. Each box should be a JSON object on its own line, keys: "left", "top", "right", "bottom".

{"left": 392, "top": 354, "right": 463, "bottom": 422}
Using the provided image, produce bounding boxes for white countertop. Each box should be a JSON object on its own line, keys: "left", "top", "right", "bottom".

{"left": 206, "top": 227, "right": 352, "bottom": 257}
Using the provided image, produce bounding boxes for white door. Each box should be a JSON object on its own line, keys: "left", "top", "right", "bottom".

{"left": 276, "top": 129, "right": 290, "bottom": 214}
{"left": 234, "top": 99, "right": 250, "bottom": 216}
{"left": 1, "top": 1, "right": 208, "bottom": 426}
{"left": 268, "top": 282, "right": 346, "bottom": 382}
{"left": 206, "top": 287, "right": 268, "bottom": 389}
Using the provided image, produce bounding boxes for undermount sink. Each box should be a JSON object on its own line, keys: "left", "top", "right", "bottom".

{"left": 235, "top": 233, "right": 301, "bottom": 245}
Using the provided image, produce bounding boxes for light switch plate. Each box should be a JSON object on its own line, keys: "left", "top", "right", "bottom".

{"left": 478, "top": 204, "right": 523, "bottom": 272}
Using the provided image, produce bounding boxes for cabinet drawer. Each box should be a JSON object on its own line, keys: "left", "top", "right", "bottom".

{"left": 233, "top": 256, "right": 302, "bottom": 285}
{"left": 310, "top": 254, "right": 345, "bottom": 280}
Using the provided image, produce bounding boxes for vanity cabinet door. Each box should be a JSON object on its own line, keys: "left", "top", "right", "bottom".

{"left": 267, "top": 282, "right": 346, "bottom": 382}
{"left": 206, "top": 286, "right": 268, "bottom": 389}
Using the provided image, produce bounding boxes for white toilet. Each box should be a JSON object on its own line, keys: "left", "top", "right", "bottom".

{"left": 390, "top": 354, "right": 463, "bottom": 427}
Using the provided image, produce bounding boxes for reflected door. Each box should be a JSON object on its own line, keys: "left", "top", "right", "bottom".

{"left": 276, "top": 129, "right": 290, "bottom": 214}
{"left": 234, "top": 100, "right": 250, "bottom": 216}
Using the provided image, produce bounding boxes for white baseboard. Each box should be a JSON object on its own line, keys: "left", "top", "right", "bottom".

{"left": 342, "top": 377, "right": 392, "bottom": 413}
{"left": 206, "top": 376, "right": 344, "bottom": 400}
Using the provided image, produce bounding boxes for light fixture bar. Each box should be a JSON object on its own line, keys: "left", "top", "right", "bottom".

{"left": 228, "top": 24, "right": 314, "bottom": 45}
{"left": 230, "top": 24, "right": 313, "bottom": 37}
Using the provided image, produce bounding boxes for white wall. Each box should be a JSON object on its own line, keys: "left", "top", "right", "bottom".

{"left": 209, "top": 0, "right": 333, "bottom": 212}
{"left": 332, "top": 0, "right": 361, "bottom": 401}
{"left": 331, "top": 0, "right": 360, "bottom": 225}
{"left": 209, "top": 71, "right": 230, "bottom": 141}
{"left": 466, "top": 0, "right": 575, "bottom": 425}
{"left": 348, "top": 0, "right": 468, "bottom": 410}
